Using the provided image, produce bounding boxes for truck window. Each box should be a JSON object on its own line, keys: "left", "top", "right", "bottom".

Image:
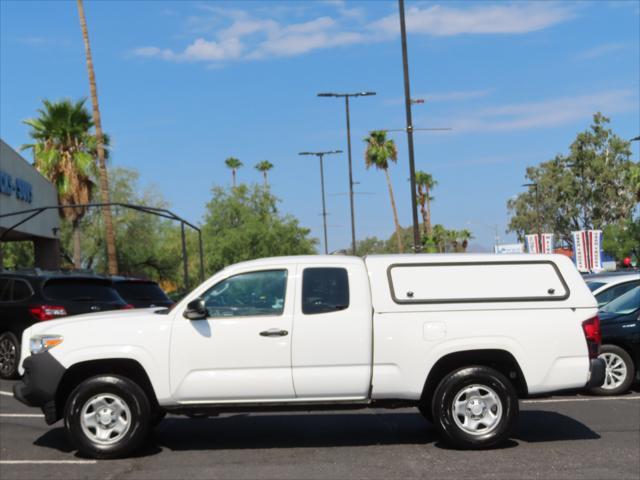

{"left": 302, "top": 267, "right": 349, "bottom": 315}
{"left": 203, "top": 270, "right": 287, "bottom": 317}
{"left": 388, "top": 261, "right": 569, "bottom": 304}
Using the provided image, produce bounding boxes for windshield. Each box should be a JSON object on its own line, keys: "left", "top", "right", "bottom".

{"left": 600, "top": 285, "right": 640, "bottom": 316}
{"left": 586, "top": 281, "right": 605, "bottom": 292}
{"left": 44, "top": 278, "right": 123, "bottom": 302}
{"left": 114, "top": 281, "right": 170, "bottom": 302}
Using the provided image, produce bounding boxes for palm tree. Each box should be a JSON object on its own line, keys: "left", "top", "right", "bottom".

{"left": 364, "top": 130, "right": 403, "bottom": 253}
{"left": 415, "top": 170, "right": 437, "bottom": 238}
{"left": 255, "top": 160, "right": 274, "bottom": 187}
{"left": 21, "top": 99, "right": 106, "bottom": 268}
{"left": 77, "top": 0, "right": 118, "bottom": 275}
{"left": 225, "top": 157, "right": 243, "bottom": 187}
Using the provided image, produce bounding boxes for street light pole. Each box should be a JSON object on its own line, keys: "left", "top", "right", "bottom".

{"left": 398, "top": 0, "right": 421, "bottom": 253}
{"left": 318, "top": 91, "right": 376, "bottom": 254}
{"left": 299, "top": 150, "right": 343, "bottom": 254}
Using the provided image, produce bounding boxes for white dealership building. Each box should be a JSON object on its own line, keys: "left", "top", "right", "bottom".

{"left": 0, "top": 139, "right": 60, "bottom": 269}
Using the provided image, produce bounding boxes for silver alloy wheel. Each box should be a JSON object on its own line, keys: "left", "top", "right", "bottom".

{"left": 0, "top": 338, "right": 16, "bottom": 376}
{"left": 600, "top": 352, "right": 628, "bottom": 390}
{"left": 452, "top": 384, "right": 503, "bottom": 436}
{"left": 80, "top": 393, "right": 132, "bottom": 445}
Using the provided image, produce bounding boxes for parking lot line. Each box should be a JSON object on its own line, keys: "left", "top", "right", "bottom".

{"left": 0, "top": 460, "right": 97, "bottom": 465}
{"left": 523, "top": 395, "right": 640, "bottom": 404}
{"left": 0, "top": 390, "right": 13, "bottom": 396}
{"left": 0, "top": 413, "right": 44, "bottom": 418}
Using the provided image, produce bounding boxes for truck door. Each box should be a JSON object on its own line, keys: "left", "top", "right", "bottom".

{"left": 292, "top": 262, "right": 372, "bottom": 399}
{"left": 170, "top": 268, "right": 296, "bottom": 402}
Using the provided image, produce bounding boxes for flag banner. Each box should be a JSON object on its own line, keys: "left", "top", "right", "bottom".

{"left": 572, "top": 231, "right": 589, "bottom": 272}
{"left": 589, "top": 230, "right": 603, "bottom": 271}
{"left": 525, "top": 234, "right": 540, "bottom": 253}
{"left": 541, "top": 233, "right": 554, "bottom": 254}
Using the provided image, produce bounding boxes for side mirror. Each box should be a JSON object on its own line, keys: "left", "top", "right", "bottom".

{"left": 183, "top": 298, "right": 207, "bottom": 320}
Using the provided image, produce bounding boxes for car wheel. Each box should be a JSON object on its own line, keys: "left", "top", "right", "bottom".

{"left": 432, "top": 366, "right": 518, "bottom": 449}
{"left": 590, "top": 345, "right": 635, "bottom": 396}
{"left": 64, "top": 375, "right": 151, "bottom": 459}
{"left": 0, "top": 332, "right": 20, "bottom": 380}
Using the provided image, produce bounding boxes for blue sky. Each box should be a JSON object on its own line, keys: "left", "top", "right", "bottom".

{"left": 1, "top": 0, "right": 639, "bottom": 251}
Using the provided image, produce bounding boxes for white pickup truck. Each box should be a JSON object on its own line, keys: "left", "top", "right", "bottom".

{"left": 14, "top": 254, "right": 605, "bottom": 458}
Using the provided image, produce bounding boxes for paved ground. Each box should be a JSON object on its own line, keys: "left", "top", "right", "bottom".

{"left": 1, "top": 378, "right": 639, "bottom": 480}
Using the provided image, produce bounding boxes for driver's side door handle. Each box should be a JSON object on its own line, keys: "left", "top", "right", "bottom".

{"left": 259, "top": 328, "right": 288, "bottom": 337}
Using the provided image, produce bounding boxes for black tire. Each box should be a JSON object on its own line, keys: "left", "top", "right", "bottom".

{"left": 590, "top": 344, "right": 635, "bottom": 396}
{"left": 431, "top": 366, "right": 518, "bottom": 449}
{"left": 0, "top": 332, "right": 20, "bottom": 380}
{"left": 64, "top": 375, "right": 151, "bottom": 459}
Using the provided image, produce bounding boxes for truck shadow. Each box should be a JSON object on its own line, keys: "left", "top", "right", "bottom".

{"left": 33, "top": 409, "right": 600, "bottom": 457}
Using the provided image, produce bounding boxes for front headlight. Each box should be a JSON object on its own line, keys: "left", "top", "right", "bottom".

{"left": 30, "top": 335, "right": 64, "bottom": 355}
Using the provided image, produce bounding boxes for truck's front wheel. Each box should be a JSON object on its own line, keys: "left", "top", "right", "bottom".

{"left": 432, "top": 366, "right": 518, "bottom": 449}
{"left": 64, "top": 375, "right": 151, "bottom": 459}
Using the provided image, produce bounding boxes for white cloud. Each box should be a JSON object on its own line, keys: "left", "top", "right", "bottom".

{"left": 441, "top": 89, "right": 636, "bottom": 133}
{"left": 132, "top": 3, "right": 575, "bottom": 65}
{"left": 576, "top": 42, "right": 629, "bottom": 60}
{"left": 371, "top": 3, "right": 574, "bottom": 36}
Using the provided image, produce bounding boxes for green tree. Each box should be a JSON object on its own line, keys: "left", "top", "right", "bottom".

{"left": 508, "top": 113, "right": 637, "bottom": 246}
{"left": 255, "top": 160, "right": 274, "bottom": 187}
{"left": 21, "top": 98, "right": 103, "bottom": 268}
{"left": 602, "top": 216, "right": 640, "bottom": 262}
{"left": 415, "top": 170, "right": 437, "bottom": 237}
{"left": 202, "top": 184, "right": 316, "bottom": 273}
{"left": 225, "top": 157, "right": 243, "bottom": 187}
{"left": 364, "top": 130, "right": 404, "bottom": 253}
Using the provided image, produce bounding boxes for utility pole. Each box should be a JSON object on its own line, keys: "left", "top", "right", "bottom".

{"left": 398, "top": 0, "right": 421, "bottom": 253}
{"left": 317, "top": 91, "right": 376, "bottom": 255}
{"left": 299, "top": 150, "right": 343, "bottom": 254}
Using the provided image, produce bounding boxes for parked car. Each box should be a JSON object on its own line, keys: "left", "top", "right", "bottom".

{"left": 14, "top": 254, "right": 604, "bottom": 458}
{"left": 111, "top": 277, "right": 173, "bottom": 309}
{"left": 589, "top": 281, "right": 640, "bottom": 395}
{"left": 0, "top": 270, "right": 131, "bottom": 379}
{"left": 584, "top": 272, "right": 640, "bottom": 308}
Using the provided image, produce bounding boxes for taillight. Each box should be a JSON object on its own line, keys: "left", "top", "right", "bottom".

{"left": 582, "top": 315, "right": 601, "bottom": 359}
{"left": 29, "top": 305, "right": 68, "bottom": 321}
{"left": 122, "top": 304, "right": 135, "bottom": 309}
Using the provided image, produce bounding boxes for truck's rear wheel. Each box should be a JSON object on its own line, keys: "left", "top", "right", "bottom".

{"left": 432, "top": 366, "right": 518, "bottom": 449}
{"left": 64, "top": 375, "right": 151, "bottom": 459}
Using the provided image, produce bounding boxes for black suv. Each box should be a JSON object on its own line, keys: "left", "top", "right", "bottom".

{"left": 110, "top": 277, "right": 174, "bottom": 309}
{"left": 0, "top": 270, "right": 130, "bottom": 379}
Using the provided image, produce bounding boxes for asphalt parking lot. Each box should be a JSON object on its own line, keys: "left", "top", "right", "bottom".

{"left": 1, "top": 378, "right": 639, "bottom": 480}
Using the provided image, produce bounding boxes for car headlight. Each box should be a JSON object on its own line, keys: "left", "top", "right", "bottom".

{"left": 30, "top": 335, "right": 63, "bottom": 355}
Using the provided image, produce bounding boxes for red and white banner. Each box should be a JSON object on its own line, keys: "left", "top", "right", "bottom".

{"left": 541, "top": 233, "right": 554, "bottom": 254}
{"left": 572, "top": 230, "right": 602, "bottom": 272}
{"left": 525, "top": 234, "right": 540, "bottom": 253}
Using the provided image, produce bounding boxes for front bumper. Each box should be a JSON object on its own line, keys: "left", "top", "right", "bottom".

{"left": 585, "top": 357, "right": 606, "bottom": 389}
{"left": 13, "top": 352, "right": 66, "bottom": 424}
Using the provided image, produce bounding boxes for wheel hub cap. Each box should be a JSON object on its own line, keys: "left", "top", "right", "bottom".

{"left": 452, "top": 384, "right": 503, "bottom": 436}
{"left": 80, "top": 393, "right": 132, "bottom": 445}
